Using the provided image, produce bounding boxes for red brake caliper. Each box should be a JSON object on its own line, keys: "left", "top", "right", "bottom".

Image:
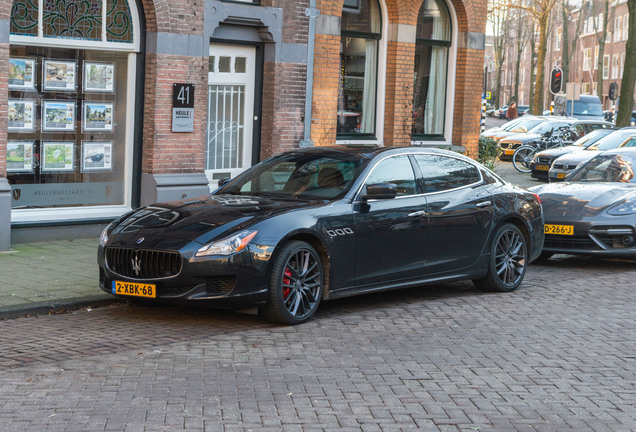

{"left": 283, "top": 267, "right": 292, "bottom": 299}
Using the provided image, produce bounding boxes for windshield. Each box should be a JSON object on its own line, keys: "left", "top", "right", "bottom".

{"left": 529, "top": 121, "right": 569, "bottom": 134}
{"left": 568, "top": 100, "right": 604, "bottom": 116}
{"left": 216, "top": 152, "right": 364, "bottom": 199}
{"left": 589, "top": 131, "right": 636, "bottom": 151}
{"left": 570, "top": 153, "right": 636, "bottom": 183}
{"left": 572, "top": 129, "right": 614, "bottom": 147}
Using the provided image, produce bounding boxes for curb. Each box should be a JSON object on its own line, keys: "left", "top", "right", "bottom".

{"left": 0, "top": 295, "right": 122, "bottom": 320}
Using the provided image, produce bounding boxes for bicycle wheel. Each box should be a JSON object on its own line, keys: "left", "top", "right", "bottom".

{"left": 512, "top": 146, "right": 536, "bottom": 173}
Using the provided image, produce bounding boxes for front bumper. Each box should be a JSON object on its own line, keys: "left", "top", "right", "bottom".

{"left": 543, "top": 221, "right": 636, "bottom": 255}
{"left": 97, "top": 244, "right": 270, "bottom": 308}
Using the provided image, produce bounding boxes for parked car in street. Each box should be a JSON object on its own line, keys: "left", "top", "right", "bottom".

{"left": 528, "top": 128, "right": 616, "bottom": 181}
{"left": 481, "top": 116, "right": 548, "bottom": 142}
{"left": 549, "top": 128, "right": 636, "bottom": 181}
{"left": 98, "top": 146, "right": 544, "bottom": 324}
{"left": 530, "top": 147, "right": 636, "bottom": 257}
{"left": 498, "top": 119, "right": 612, "bottom": 161}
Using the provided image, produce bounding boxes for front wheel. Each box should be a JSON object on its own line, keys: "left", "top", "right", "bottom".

{"left": 512, "top": 146, "right": 536, "bottom": 173}
{"left": 474, "top": 223, "right": 528, "bottom": 292}
{"left": 260, "top": 241, "right": 324, "bottom": 325}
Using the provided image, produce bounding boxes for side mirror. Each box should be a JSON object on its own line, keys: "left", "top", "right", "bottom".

{"left": 217, "top": 177, "right": 232, "bottom": 187}
{"left": 362, "top": 183, "right": 398, "bottom": 200}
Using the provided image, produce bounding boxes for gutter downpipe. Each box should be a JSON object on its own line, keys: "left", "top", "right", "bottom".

{"left": 299, "top": 1, "right": 320, "bottom": 147}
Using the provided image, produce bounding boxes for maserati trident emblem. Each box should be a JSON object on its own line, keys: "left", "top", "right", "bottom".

{"left": 131, "top": 254, "right": 141, "bottom": 276}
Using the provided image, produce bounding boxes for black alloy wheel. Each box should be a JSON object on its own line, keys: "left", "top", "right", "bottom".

{"left": 260, "top": 241, "right": 323, "bottom": 325}
{"left": 474, "top": 223, "right": 528, "bottom": 292}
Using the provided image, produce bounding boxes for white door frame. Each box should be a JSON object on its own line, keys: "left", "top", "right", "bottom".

{"left": 206, "top": 44, "right": 256, "bottom": 190}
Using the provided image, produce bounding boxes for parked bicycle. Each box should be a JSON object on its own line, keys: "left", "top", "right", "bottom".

{"left": 512, "top": 126, "right": 578, "bottom": 173}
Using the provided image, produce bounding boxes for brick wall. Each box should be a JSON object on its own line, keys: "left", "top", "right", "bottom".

{"left": 142, "top": 53, "right": 207, "bottom": 174}
{"left": 384, "top": 41, "right": 416, "bottom": 147}
{"left": 0, "top": 44, "right": 6, "bottom": 178}
{"left": 310, "top": 33, "right": 341, "bottom": 146}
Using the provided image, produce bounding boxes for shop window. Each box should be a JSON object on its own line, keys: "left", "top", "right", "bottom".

{"left": 412, "top": 0, "right": 451, "bottom": 139}
{"left": 8, "top": 0, "right": 138, "bottom": 218}
{"left": 337, "top": 0, "right": 381, "bottom": 138}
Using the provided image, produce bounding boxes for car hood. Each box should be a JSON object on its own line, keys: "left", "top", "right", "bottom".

{"left": 529, "top": 182, "right": 636, "bottom": 218}
{"left": 537, "top": 146, "right": 583, "bottom": 158}
{"left": 553, "top": 149, "right": 600, "bottom": 166}
{"left": 106, "top": 194, "right": 326, "bottom": 249}
{"left": 501, "top": 133, "right": 540, "bottom": 143}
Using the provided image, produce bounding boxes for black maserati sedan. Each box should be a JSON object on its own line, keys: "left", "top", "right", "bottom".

{"left": 530, "top": 148, "right": 636, "bottom": 258}
{"left": 98, "top": 146, "right": 544, "bottom": 324}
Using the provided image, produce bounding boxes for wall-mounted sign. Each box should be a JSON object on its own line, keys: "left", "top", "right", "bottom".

{"left": 172, "top": 83, "right": 194, "bottom": 132}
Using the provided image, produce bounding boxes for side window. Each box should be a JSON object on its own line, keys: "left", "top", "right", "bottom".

{"left": 573, "top": 124, "right": 585, "bottom": 139}
{"left": 364, "top": 155, "right": 417, "bottom": 196}
{"left": 622, "top": 138, "right": 636, "bottom": 148}
{"left": 413, "top": 154, "right": 481, "bottom": 193}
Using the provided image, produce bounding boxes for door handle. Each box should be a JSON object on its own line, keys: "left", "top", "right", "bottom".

{"left": 475, "top": 201, "right": 492, "bottom": 208}
{"left": 408, "top": 210, "right": 427, "bottom": 217}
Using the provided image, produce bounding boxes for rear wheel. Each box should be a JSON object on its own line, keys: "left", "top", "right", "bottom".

{"left": 260, "top": 241, "right": 323, "bottom": 325}
{"left": 512, "top": 146, "right": 536, "bottom": 173}
{"left": 474, "top": 223, "right": 528, "bottom": 292}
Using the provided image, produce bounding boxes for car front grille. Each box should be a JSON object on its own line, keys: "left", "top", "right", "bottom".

{"left": 544, "top": 234, "right": 599, "bottom": 250}
{"left": 105, "top": 247, "right": 182, "bottom": 279}
{"left": 552, "top": 163, "right": 572, "bottom": 170}
{"left": 536, "top": 157, "right": 553, "bottom": 164}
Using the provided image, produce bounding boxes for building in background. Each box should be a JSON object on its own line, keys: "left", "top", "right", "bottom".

{"left": 0, "top": 0, "right": 488, "bottom": 249}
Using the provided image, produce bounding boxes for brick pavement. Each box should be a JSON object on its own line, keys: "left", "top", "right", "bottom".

{"left": 0, "top": 255, "right": 635, "bottom": 431}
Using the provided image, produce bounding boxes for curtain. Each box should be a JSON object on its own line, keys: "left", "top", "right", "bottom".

{"left": 361, "top": 40, "right": 377, "bottom": 134}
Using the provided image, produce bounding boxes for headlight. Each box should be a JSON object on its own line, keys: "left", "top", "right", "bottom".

{"left": 196, "top": 230, "right": 258, "bottom": 257}
{"left": 99, "top": 226, "right": 109, "bottom": 246}
{"left": 608, "top": 199, "right": 636, "bottom": 216}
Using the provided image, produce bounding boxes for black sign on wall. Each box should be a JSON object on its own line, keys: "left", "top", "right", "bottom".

{"left": 172, "top": 83, "right": 195, "bottom": 132}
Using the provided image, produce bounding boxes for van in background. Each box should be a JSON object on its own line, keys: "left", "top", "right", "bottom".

{"left": 553, "top": 95, "right": 604, "bottom": 121}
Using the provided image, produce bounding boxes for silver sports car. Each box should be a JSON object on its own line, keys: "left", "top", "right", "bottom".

{"left": 530, "top": 148, "right": 636, "bottom": 257}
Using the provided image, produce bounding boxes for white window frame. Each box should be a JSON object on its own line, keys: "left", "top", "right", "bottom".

{"left": 615, "top": 16, "right": 622, "bottom": 42}
{"left": 582, "top": 82, "right": 591, "bottom": 94}
{"left": 9, "top": 0, "right": 140, "bottom": 224}
{"left": 623, "top": 14, "right": 629, "bottom": 41}
{"left": 410, "top": 0, "right": 458, "bottom": 147}
{"left": 583, "top": 48, "right": 592, "bottom": 71}
{"left": 555, "top": 27, "right": 561, "bottom": 51}
{"left": 594, "top": 45, "right": 599, "bottom": 69}
{"left": 612, "top": 54, "right": 620, "bottom": 79}
{"left": 603, "top": 54, "right": 610, "bottom": 79}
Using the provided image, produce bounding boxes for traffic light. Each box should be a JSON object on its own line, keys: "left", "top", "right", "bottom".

{"left": 609, "top": 82, "right": 618, "bottom": 101}
{"left": 550, "top": 68, "right": 563, "bottom": 95}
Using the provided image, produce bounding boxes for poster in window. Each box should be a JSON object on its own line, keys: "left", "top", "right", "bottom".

{"left": 83, "top": 102, "right": 114, "bottom": 131}
{"left": 84, "top": 62, "right": 115, "bottom": 92}
{"left": 42, "top": 142, "right": 75, "bottom": 172}
{"left": 8, "top": 100, "right": 35, "bottom": 131}
{"left": 43, "top": 101, "right": 76, "bottom": 131}
{"left": 7, "top": 141, "right": 34, "bottom": 173}
{"left": 9, "top": 58, "right": 36, "bottom": 90}
{"left": 43, "top": 60, "right": 76, "bottom": 91}
{"left": 82, "top": 141, "right": 113, "bottom": 171}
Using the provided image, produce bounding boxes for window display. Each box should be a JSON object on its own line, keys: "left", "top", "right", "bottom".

{"left": 42, "top": 101, "right": 76, "bottom": 131}
{"left": 83, "top": 102, "right": 114, "bottom": 131}
{"left": 8, "top": 99, "right": 35, "bottom": 131}
{"left": 9, "top": 58, "right": 36, "bottom": 90}
{"left": 84, "top": 62, "right": 115, "bottom": 92}
{"left": 82, "top": 141, "right": 113, "bottom": 172}
{"left": 41, "top": 142, "right": 75, "bottom": 172}
{"left": 43, "top": 59, "right": 77, "bottom": 91}
{"left": 7, "top": 141, "right": 34, "bottom": 173}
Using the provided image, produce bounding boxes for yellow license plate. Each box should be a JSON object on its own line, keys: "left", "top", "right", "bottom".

{"left": 535, "top": 165, "right": 549, "bottom": 171}
{"left": 544, "top": 224, "right": 574, "bottom": 235}
{"left": 112, "top": 281, "right": 156, "bottom": 298}
{"left": 556, "top": 173, "right": 566, "bottom": 179}
{"left": 504, "top": 149, "right": 515, "bottom": 155}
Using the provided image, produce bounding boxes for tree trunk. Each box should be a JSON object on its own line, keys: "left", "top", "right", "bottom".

{"left": 616, "top": 0, "right": 636, "bottom": 126}
{"left": 529, "top": 24, "right": 536, "bottom": 112}
{"left": 561, "top": 4, "right": 570, "bottom": 83}
{"left": 533, "top": 13, "right": 549, "bottom": 114}
{"left": 596, "top": 0, "right": 610, "bottom": 102}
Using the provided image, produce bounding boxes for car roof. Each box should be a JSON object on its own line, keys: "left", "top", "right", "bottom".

{"left": 289, "top": 145, "right": 472, "bottom": 162}
{"left": 596, "top": 147, "right": 636, "bottom": 156}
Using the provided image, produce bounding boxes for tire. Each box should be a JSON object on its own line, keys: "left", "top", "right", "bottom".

{"left": 512, "top": 146, "right": 536, "bottom": 173}
{"left": 260, "top": 241, "right": 324, "bottom": 325}
{"left": 474, "top": 223, "right": 528, "bottom": 292}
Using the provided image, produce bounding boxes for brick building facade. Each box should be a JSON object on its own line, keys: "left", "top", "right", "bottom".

{"left": 0, "top": 0, "right": 487, "bottom": 249}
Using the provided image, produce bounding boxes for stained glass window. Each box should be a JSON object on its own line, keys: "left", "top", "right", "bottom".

{"left": 10, "top": 0, "right": 134, "bottom": 44}
{"left": 10, "top": 0, "right": 39, "bottom": 36}
{"left": 43, "top": 0, "right": 102, "bottom": 40}
{"left": 107, "top": 0, "right": 133, "bottom": 43}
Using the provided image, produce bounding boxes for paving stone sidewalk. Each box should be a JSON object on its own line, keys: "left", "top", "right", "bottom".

{"left": 0, "top": 238, "right": 115, "bottom": 319}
